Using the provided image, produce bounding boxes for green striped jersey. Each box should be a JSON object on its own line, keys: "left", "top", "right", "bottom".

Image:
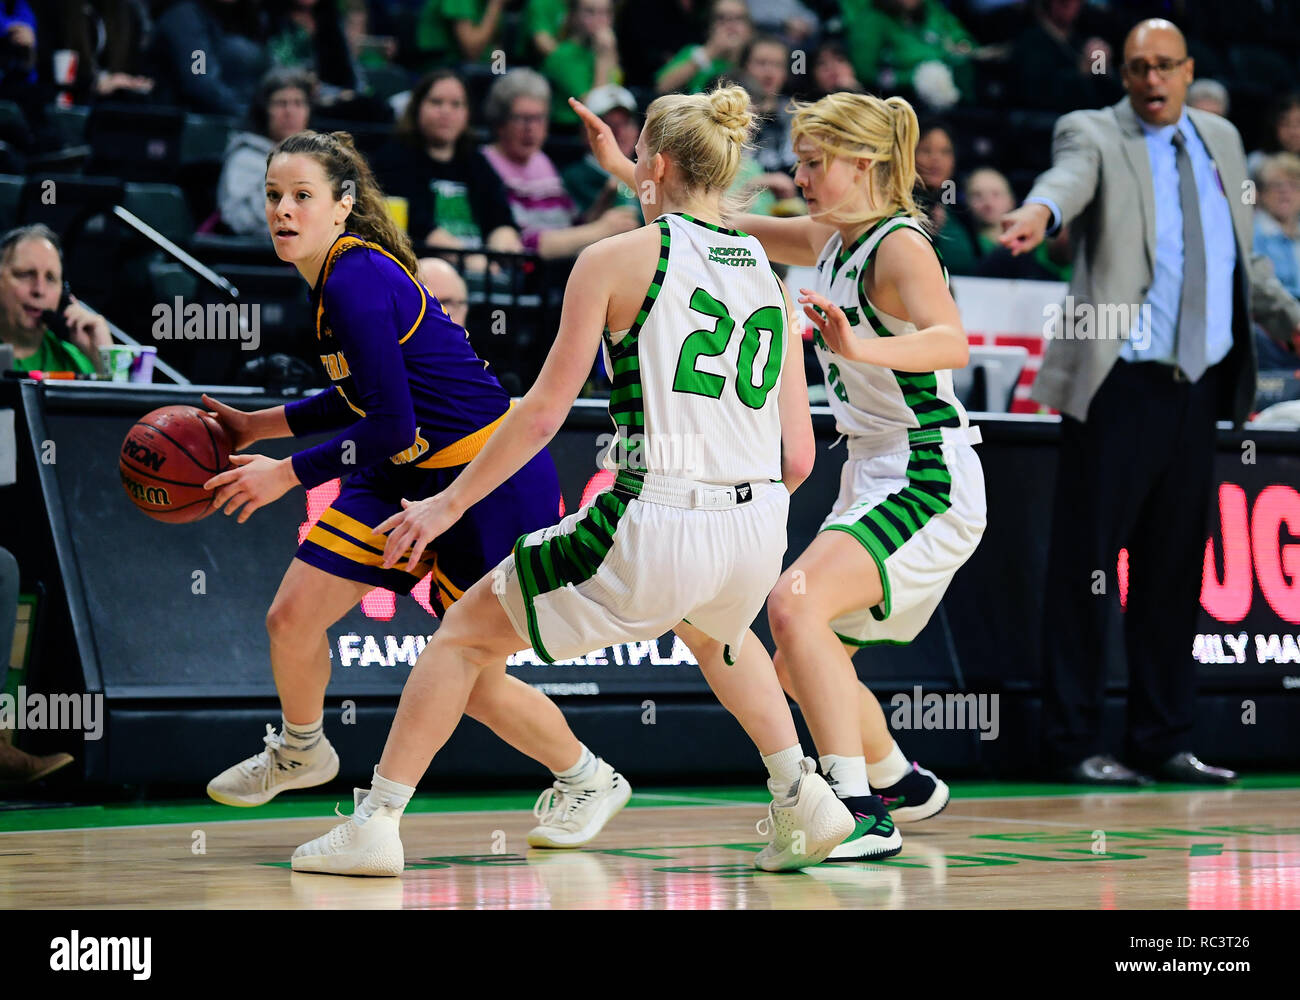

{"left": 811, "top": 213, "right": 969, "bottom": 443}
{"left": 601, "top": 212, "right": 787, "bottom": 484}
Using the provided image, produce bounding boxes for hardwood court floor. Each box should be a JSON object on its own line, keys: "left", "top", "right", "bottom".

{"left": 2, "top": 781, "right": 1298, "bottom": 909}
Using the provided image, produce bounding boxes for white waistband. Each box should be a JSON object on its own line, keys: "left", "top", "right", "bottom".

{"left": 845, "top": 424, "right": 982, "bottom": 460}
{"left": 612, "top": 471, "right": 782, "bottom": 510}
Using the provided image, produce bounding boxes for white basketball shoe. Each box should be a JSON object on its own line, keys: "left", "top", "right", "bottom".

{"left": 527, "top": 759, "right": 632, "bottom": 848}
{"left": 754, "top": 757, "right": 856, "bottom": 872}
{"left": 206, "top": 723, "right": 339, "bottom": 807}
{"left": 291, "top": 790, "right": 405, "bottom": 876}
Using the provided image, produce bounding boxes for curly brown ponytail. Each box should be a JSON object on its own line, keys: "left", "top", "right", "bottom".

{"left": 268, "top": 130, "right": 420, "bottom": 276}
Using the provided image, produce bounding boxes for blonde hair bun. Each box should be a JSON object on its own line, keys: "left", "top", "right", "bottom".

{"left": 708, "top": 85, "right": 754, "bottom": 140}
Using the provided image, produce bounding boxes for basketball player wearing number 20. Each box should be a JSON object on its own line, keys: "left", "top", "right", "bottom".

{"left": 291, "top": 86, "right": 856, "bottom": 876}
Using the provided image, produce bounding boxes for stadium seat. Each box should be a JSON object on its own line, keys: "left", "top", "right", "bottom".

{"left": 122, "top": 182, "right": 195, "bottom": 247}
{"left": 0, "top": 101, "right": 32, "bottom": 150}
{"left": 86, "top": 104, "right": 185, "bottom": 183}
{"left": 180, "top": 113, "right": 238, "bottom": 165}
{"left": 363, "top": 64, "right": 414, "bottom": 102}
{"left": 190, "top": 231, "right": 280, "bottom": 269}
{"left": 46, "top": 105, "right": 90, "bottom": 148}
{"left": 0, "top": 173, "right": 23, "bottom": 231}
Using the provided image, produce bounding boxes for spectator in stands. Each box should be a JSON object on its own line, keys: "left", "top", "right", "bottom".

{"left": 342, "top": 0, "right": 397, "bottom": 71}
{"left": 266, "top": 0, "right": 361, "bottom": 102}
{"left": 731, "top": 42, "right": 800, "bottom": 214}
{"left": 373, "top": 69, "right": 522, "bottom": 264}
{"left": 0, "top": 225, "right": 109, "bottom": 374}
{"left": 1247, "top": 94, "right": 1300, "bottom": 176}
{"left": 542, "top": 0, "right": 622, "bottom": 130}
{"left": 797, "top": 39, "right": 864, "bottom": 100}
{"left": 1187, "top": 78, "right": 1229, "bottom": 118}
{"left": 218, "top": 68, "right": 314, "bottom": 237}
{"left": 39, "top": 0, "right": 154, "bottom": 101}
{"left": 656, "top": 0, "right": 751, "bottom": 95}
{"left": 414, "top": 0, "right": 510, "bottom": 70}
{"left": 748, "top": 0, "right": 817, "bottom": 46}
{"left": 0, "top": 546, "right": 74, "bottom": 783}
{"left": 525, "top": 0, "right": 568, "bottom": 60}
{"left": 417, "top": 256, "right": 469, "bottom": 327}
{"left": 745, "top": 36, "right": 796, "bottom": 178}
{"left": 1008, "top": 0, "right": 1121, "bottom": 112}
{"left": 1253, "top": 153, "right": 1300, "bottom": 367}
{"left": 482, "top": 68, "right": 636, "bottom": 258}
{"left": 560, "top": 84, "right": 641, "bottom": 224}
{"left": 0, "top": 0, "right": 36, "bottom": 102}
{"left": 913, "top": 120, "right": 979, "bottom": 275}
{"left": 617, "top": 0, "right": 703, "bottom": 90}
{"left": 149, "top": 0, "right": 269, "bottom": 115}
{"left": 840, "top": 0, "right": 978, "bottom": 105}
{"left": 966, "top": 166, "right": 1070, "bottom": 280}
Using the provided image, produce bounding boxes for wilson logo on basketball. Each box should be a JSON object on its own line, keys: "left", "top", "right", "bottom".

{"left": 119, "top": 468, "right": 170, "bottom": 507}
{"left": 121, "top": 438, "right": 167, "bottom": 472}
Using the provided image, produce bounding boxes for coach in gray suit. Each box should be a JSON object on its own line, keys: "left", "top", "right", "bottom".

{"left": 1000, "top": 18, "right": 1300, "bottom": 785}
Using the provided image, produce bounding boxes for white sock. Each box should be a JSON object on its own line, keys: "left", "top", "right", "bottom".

{"left": 281, "top": 713, "right": 324, "bottom": 753}
{"left": 554, "top": 745, "right": 598, "bottom": 785}
{"left": 866, "top": 741, "right": 911, "bottom": 788}
{"left": 354, "top": 768, "right": 415, "bottom": 824}
{"left": 761, "top": 745, "right": 805, "bottom": 795}
{"left": 819, "top": 754, "right": 870, "bottom": 798}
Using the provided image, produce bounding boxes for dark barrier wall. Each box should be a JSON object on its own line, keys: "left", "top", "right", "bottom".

{"left": 5, "top": 381, "right": 1300, "bottom": 783}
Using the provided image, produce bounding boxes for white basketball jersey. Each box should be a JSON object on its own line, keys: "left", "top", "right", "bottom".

{"left": 811, "top": 213, "right": 970, "bottom": 443}
{"left": 603, "top": 213, "right": 787, "bottom": 484}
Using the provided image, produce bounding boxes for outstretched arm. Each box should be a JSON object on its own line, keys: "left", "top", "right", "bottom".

{"left": 729, "top": 213, "right": 836, "bottom": 267}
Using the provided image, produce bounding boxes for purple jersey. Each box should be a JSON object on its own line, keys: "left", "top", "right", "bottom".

{"left": 285, "top": 233, "right": 510, "bottom": 488}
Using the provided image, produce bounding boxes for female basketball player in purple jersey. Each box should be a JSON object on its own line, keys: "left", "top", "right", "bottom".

{"left": 200, "top": 130, "right": 631, "bottom": 850}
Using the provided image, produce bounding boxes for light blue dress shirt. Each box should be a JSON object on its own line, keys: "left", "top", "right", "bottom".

{"left": 1029, "top": 110, "right": 1237, "bottom": 368}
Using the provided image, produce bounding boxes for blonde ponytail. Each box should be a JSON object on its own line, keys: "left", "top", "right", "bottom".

{"left": 790, "top": 92, "right": 925, "bottom": 227}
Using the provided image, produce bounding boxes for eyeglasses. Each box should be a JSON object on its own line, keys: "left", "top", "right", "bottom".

{"left": 1122, "top": 57, "right": 1189, "bottom": 79}
{"left": 507, "top": 113, "right": 547, "bottom": 126}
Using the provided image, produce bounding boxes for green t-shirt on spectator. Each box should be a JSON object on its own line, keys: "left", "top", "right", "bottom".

{"left": 562, "top": 155, "right": 640, "bottom": 218}
{"left": 417, "top": 0, "right": 516, "bottom": 67}
{"left": 657, "top": 45, "right": 735, "bottom": 94}
{"left": 13, "top": 330, "right": 97, "bottom": 375}
{"left": 544, "top": 40, "right": 622, "bottom": 126}
{"left": 840, "top": 0, "right": 976, "bottom": 102}
{"left": 526, "top": 0, "right": 569, "bottom": 48}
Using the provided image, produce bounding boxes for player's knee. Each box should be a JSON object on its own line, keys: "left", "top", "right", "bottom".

{"left": 429, "top": 601, "right": 497, "bottom": 670}
{"left": 766, "top": 579, "right": 809, "bottom": 641}
{"left": 265, "top": 595, "right": 302, "bottom": 643}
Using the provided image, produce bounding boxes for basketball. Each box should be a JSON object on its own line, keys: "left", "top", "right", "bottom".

{"left": 119, "top": 405, "right": 232, "bottom": 523}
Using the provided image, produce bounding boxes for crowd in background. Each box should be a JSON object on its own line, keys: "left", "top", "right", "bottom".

{"left": 0, "top": 0, "right": 1298, "bottom": 388}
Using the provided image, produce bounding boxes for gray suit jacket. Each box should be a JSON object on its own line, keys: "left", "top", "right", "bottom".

{"left": 1027, "top": 98, "right": 1300, "bottom": 426}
